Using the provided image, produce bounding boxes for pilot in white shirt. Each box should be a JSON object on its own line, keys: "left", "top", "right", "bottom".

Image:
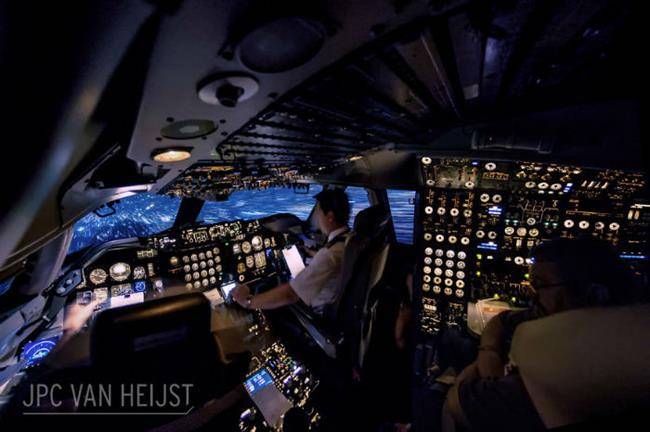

{"left": 231, "top": 189, "right": 350, "bottom": 314}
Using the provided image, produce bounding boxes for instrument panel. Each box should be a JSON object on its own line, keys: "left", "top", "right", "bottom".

{"left": 416, "top": 157, "right": 649, "bottom": 335}
{"left": 76, "top": 218, "right": 292, "bottom": 309}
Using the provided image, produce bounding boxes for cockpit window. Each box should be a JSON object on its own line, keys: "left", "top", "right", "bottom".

{"left": 387, "top": 189, "right": 416, "bottom": 244}
{"left": 0, "top": 277, "right": 14, "bottom": 297}
{"left": 198, "top": 185, "right": 324, "bottom": 223}
{"left": 69, "top": 193, "right": 181, "bottom": 254}
{"left": 346, "top": 186, "right": 371, "bottom": 223}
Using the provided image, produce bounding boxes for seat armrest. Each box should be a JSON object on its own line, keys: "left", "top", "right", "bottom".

{"left": 289, "top": 304, "right": 340, "bottom": 359}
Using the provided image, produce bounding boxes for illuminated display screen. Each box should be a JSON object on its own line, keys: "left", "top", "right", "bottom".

{"left": 244, "top": 369, "right": 274, "bottom": 396}
{"left": 21, "top": 336, "right": 60, "bottom": 367}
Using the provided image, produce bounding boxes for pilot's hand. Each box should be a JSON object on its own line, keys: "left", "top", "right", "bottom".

{"left": 61, "top": 299, "right": 101, "bottom": 344}
{"left": 298, "top": 244, "right": 318, "bottom": 258}
{"left": 231, "top": 283, "right": 251, "bottom": 307}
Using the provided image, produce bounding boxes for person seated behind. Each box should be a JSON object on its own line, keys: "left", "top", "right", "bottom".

{"left": 445, "top": 237, "right": 641, "bottom": 432}
{"left": 231, "top": 189, "right": 351, "bottom": 313}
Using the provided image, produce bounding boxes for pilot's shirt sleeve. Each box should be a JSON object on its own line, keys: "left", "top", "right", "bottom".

{"left": 288, "top": 246, "right": 341, "bottom": 308}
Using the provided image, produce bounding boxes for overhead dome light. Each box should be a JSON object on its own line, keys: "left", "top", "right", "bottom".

{"left": 237, "top": 17, "right": 326, "bottom": 73}
{"left": 152, "top": 147, "right": 192, "bottom": 163}
{"left": 161, "top": 119, "right": 216, "bottom": 140}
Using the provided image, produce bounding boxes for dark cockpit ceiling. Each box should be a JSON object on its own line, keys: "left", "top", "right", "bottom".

{"left": 0, "top": 0, "right": 642, "bottom": 272}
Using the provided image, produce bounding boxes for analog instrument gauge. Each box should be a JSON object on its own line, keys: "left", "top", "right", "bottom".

{"left": 109, "top": 262, "right": 131, "bottom": 282}
{"left": 242, "top": 241, "right": 252, "bottom": 254}
{"left": 251, "top": 236, "right": 263, "bottom": 251}
{"left": 264, "top": 238, "right": 271, "bottom": 248}
{"left": 237, "top": 262, "right": 246, "bottom": 274}
{"left": 89, "top": 268, "right": 107, "bottom": 285}
{"left": 132, "top": 266, "right": 146, "bottom": 280}
{"left": 245, "top": 255, "right": 255, "bottom": 268}
{"left": 254, "top": 252, "right": 266, "bottom": 268}
{"left": 232, "top": 243, "right": 242, "bottom": 254}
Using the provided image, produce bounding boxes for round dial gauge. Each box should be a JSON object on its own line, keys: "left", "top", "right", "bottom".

{"left": 89, "top": 268, "right": 107, "bottom": 285}
{"left": 109, "top": 262, "right": 131, "bottom": 282}
{"left": 242, "top": 241, "right": 252, "bottom": 254}
{"left": 251, "top": 236, "right": 263, "bottom": 251}
{"left": 133, "top": 266, "right": 146, "bottom": 280}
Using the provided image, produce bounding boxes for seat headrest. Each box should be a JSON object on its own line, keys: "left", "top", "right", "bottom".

{"left": 91, "top": 293, "right": 212, "bottom": 367}
{"left": 353, "top": 205, "right": 391, "bottom": 238}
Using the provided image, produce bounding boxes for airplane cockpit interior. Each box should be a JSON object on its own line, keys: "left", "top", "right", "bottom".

{"left": 1, "top": 1, "right": 647, "bottom": 430}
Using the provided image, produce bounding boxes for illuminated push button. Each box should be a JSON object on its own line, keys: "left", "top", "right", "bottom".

{"left": 208, "top": 268, "right": 215, "bottom": 276}
{"left": 213, "top": 247, "right": 220, "bottom": 255}
{"left": 514, "top": 256, "right": 525, "bottom": 265}
{"left": 433, "top": 268, "right": 443, "bottom": 276}
{"left": 425, "top": 206, "right": 434, "bottom": 215}
{"left": 192, "top": 263, "right": 199, "bottom": 271}
{"left": 200, "top": 261, "right": 207, "bottom": 269}
{"left": 193, "top": 281, "right": 201, "bottom": 289}
{"left": 199, "top": 252, "right": 206, "bottom": 260}
{"left": 193, "top": 272, "right": 200, "bottom": 280}
{"left": 191, "top": 254, "right": 198, "bottom": 262}
{"left": 463, "top": 209, "right": 473, "bottom": 218}
{"left": 202, "top": 279, "right": 209, "bottom": 288}
{"left": 207, "top": 259, "right": 214, "bottom": 267}
{"left": 594, "top": 221, "right": 605, "bottom": 230}
{"left": 446, "top": 260, "right": 455, "bottom": 268}
{"left": 444, "top": 287, "right": 453, "bottom": 296}
{"left": 487, "top": 231, "right": 497, "bottom": 240}
{"left": 446, "top": 250, "right": 455, "bottom": 258}
{"left": 209, "top": 276, "right": 217, "bottom": 285}
{"left": 169, "top": 256, "right": 179, "bottom": 266}
{"left": 433, "top": 285, "right": 442, "bottom": 294}
{"left": 182, "top": 256, "right": 190, "bottom": 263}
{"left": 579, "top": 220, "right": 590, "bottom": 229}
{"left": 448, "top": 235, "right": 457, "bottom": 244}
{"left": 445, "top": 269, "right": 454, "bottom": 278}
{"left": 476, "top": 230, "right": 485, "bottom": 239}
{"left": 183, "top": 265, "right": 191, "bottom": 272}
{"left": 444, "top": 278, "right": 453, "bottom": 287}
{"left": 527, "top": 217, "right": 536, "bottom": 226}
{"left": 425, "top": 247, "right": 433, "bottom": 256}
{"left": 437, "top": 207, "right": 446, "bottom": 215}
{"left": 456, "top": 271, "right": 465, "bottom": 279}
{"left": 457, "top": 251, "right": 467, "bottom": 260}
{"left": 450, "top": 208, "right": 459, "bottom": 217}
{"left": 460, "top": 236, "right": 470, "bottom": 245}
{"left": 435, "top": 234, "right": 445, "bottom": 242}
{"left": 529, "top": 228, "right": 539, "bottom": 237}
{"left": 434, "top": 258, "right": 443, "bottom": 266}
{"left": 422, "top": 284, "right": 430, "bottom": 292}
{"left": 609, "top": 222, "right": 620, "bottom": 231}
{"left": 516, "top": 227, "right": 527, "bottom": 237}
{"left": 493, "top": 194, "right": 502, "bottom": 203}
{"left": 504, "top": 226, "right": 515, "bottom": 235}
{"left": 206, "top": 251, "right": 213, "bottom": 258}
{"left": 457, "top": 261, "right": 466, "bottom": 269}
{"left": 423, "top": 275, "right": 431, "bottom": 283}
{"left": 564, "top": 219, "right": 575, "bottom": 228}
{"left": 433, "top": 277, "right": 442, "bottom": 285}
{"left": 455, "top": 289, "right": 465, "bottom": 298}
{"left": 424, "top": 257, "right": 432, "bottom": 265}
{"left": 456, "top": 280, "right": 465, "bottom": 288}
{"left": 480, "top": 193, "right": 490, "bottom": 203}
{"left": 423, "top": 266, "right": 432, "bottom": 274}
